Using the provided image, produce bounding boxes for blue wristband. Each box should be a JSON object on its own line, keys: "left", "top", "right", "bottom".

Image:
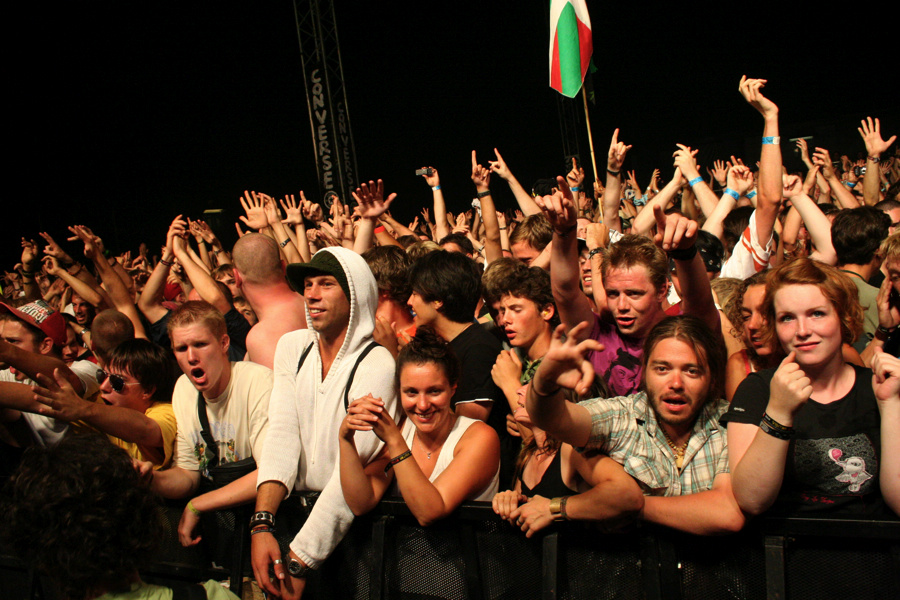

{"left": 633, "top": 194, "right": 647, "bottom": 207}
{"left": 431, "top": 185, "right": 441, "bottom": 191}
{"left": 762, "top": 136, "right": 780, "bottom": 145}
{"left": 845, "top": 181, "right": 856, "bottom": 188}
{"left": 570, "top": 186, "right": 581, "bottom": 192}
{"left": 723, "top": 188, "right": 740, "bottom": 201}
{"left": 688, "top": 176, "right": 703, "bottom": 187}
{"left": 747, "top": 190, "right": 757, "bottom": 200}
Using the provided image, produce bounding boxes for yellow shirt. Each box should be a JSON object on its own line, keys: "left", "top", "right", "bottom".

{"left": 109, "top": 402, "right": 177, "bottom": 470}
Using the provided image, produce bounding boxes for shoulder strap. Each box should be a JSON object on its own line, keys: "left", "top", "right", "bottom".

{"left": 343, "top": 341, "right": 381, "bottom": 411}
{"left": 170, "top": 582, "right": 209, "bottom": 600}
{"left": 196, "top": 391, "right": 219, "bottom": 470}
{"left": 296, "top": 342, "right": 316, "bottom": 375}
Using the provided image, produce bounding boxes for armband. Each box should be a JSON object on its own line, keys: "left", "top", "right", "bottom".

{"left": 746, "top": 190, "right": 757, "bottom": 200}
{"left": 688, "top": 176, "right": 704, "bottom": 187}
{"left": 761, "top": 136, "right": 780, "bottom": 145}
{"left": 723, "top": 188, "right": 740, "bottom": 201}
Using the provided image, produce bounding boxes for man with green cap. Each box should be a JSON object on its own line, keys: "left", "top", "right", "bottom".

{"left": 251, "top": 247, "right": 398, "bottom": 599}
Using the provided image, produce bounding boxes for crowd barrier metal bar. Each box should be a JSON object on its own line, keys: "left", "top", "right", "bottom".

{"left": 2, "top": 497, "right": 898, "bottom": 599}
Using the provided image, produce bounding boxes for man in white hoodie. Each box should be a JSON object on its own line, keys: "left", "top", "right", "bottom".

{"left": 251, "top": 247, "right": 397, "bottom": 599}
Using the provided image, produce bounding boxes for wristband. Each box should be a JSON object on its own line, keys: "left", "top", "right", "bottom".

{"left": 607, "top": 168, "right": 620, "bottom": 177}
{"left": 187, "top": 500, "right": 202, "bottom": 516}
{"left": 633, "top": 194, "right": 647, "bottom": 207}
{"left": 373, "top": 225, "right": 386, "bottom": 234}
{"left": 432, "top": 185, "right": 441, "bottom": 191}
{"left": 867, "top": 156, "right": 881, "bottom": 163}
{"left": 280, "top": 238, "right": 291, "bottom": 248}
{"left": 762, "top": 136, "right": 780, "bottom": 145}
{"left": 476, "top": 190, "right": 492, "bottom": 198}
{"left": 160, "top": 259, "right": 174, "bottom": 267}
{"left": 845, "top": 181, "right": 856, "bottom": 188}
{"left": 560, "top": 496, "right": 569, "bottom": 520}
{"left": 688, "top": 176, "right": 703, "bottom": 187}
{"left": 499, "top": 226, "right": 507, "bottom": 230}
{"left": 549, "top": 496, "right": 569, "bottom": 521}
{"left": 250, "top": 526, "right": 276, "bottom": 536}
{"left": 723, "top": 188, "right": 740, "bottom": 201}
{"left": 249, "top": 510, "right": 276, "bottom": 529}
{"left": 589, "top": 247, "right": 604, "bottom": 259}
{"left": 668, "top": 245, "right": 698, "bottom": 261}
{"left": 385, "top": 450, "right": 412, "bottom": 473}
{"left": 554, "top": 224, "right": 576, "bottom": 237}
{"left": 569, "top": 186, "right": 582, "bottom": 192}
{"left": 759, "top": 413, "right": 794, "bottom": 440}
{"left": 746, "top": 190, "right": 757, "bottom": 200}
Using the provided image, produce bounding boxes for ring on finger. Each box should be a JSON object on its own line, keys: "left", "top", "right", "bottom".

{"left": 274, "top": 559, "right": 282, "bottom": 565}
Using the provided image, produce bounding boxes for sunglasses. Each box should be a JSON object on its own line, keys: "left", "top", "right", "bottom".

{"left": 96, "top": 369, "right": 142, "bottom": 394}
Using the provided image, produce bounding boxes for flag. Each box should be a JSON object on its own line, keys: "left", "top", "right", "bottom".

{"left": 549, "top": 0, "right": 592, "bottom": 98}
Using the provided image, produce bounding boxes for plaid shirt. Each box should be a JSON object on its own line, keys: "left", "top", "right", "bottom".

{"left": 578, "top": 392, "right": 730, "bottom": 496}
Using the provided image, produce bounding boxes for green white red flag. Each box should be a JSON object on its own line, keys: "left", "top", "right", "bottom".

{"left": 549, "top": 0, "right": 592, "bottom": 98}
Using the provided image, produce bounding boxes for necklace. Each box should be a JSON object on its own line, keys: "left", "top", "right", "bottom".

{"left": 660, "top": 428, "right": 688, "bottom": 470}
{"left": 413, "top": 432, "right": 441, "bottom": 460}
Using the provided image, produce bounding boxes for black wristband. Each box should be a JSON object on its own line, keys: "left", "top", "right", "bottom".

{"left": 476, "top": 190, "right": 492, "bottom": 198}
{"left": 667, "top": 245, "right": 697, "bottom": 261}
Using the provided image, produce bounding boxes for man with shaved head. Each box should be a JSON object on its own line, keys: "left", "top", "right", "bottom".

{"left": 232, "top": 233, "right": 307, "bottom": 368}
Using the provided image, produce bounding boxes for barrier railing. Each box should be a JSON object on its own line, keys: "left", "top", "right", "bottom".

{"left": 2, "top": 497, "right": 898, "bottom": 599}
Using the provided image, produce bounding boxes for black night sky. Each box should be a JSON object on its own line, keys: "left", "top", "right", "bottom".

{"left": 7, "top": 1, "right": 896, "bottom": 268}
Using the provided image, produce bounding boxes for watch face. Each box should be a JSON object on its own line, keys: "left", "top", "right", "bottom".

{"left": 288, "top": 558, "right": 309, "bottom": 578}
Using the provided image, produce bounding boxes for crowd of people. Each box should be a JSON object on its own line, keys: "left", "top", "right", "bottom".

{"left": 1, "top": 76, "right": 898, "bottom": 599}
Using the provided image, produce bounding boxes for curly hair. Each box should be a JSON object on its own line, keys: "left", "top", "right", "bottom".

{"left": 396, "top": 327, "right": 461, "bottom": 389}
{"left": 1, "top": 433, "right": 164, "bottom": 598}
{"left": 760, "top": 258, "right": 864, "bottom": 350}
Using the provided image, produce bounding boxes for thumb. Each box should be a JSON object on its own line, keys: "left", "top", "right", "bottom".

{"left": 781, "top": 351, "right": 796, "bottom": 366}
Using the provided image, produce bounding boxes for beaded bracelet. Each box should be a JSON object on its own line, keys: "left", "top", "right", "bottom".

{"left": 759, "top": 413, "right": 794, "bottom": 440}
{"left": 384, "top": 450, "right": 412, "bottom": 473}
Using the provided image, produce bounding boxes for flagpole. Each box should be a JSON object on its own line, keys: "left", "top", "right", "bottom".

{"left": 581, "top": 88, "right": 598, "bottom": 192}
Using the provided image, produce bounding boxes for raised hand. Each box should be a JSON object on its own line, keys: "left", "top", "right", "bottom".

{"left": 451, "top": 212, "right": 469, "bottom": 234}
{"left": 280, "top": 193, "right": 303, "bottom": 225}
{"left": 491, "top": 350, "right": 523, "bottom": 394}
{"left": 263, "top": 196, "right": 282, "bottom": 226}
{"left": 796, "top": 139, "right": 813, "bottom": 168}
{"left": 39, "top": 231, "right": 71, "bottom": 263}
{"left": 352, "top": 180, "right": 396, "bottom": 220}
{"left": 812, "top": 148, "right": 836, "bottom": 179}
{"left": 488, "top": 148, "right": 512, "bottom": 181}
{"left": 672, "top": 144, "right": 701, "bottom": 180}
{"left": 585, "top": 222, "right": 610, "bottom": 250}
{"left": 738, "top": 75, "right": 779, "bottom": 119}
{"left": 727, "top": 165, "right": 754, "bottom": 196}
{"left": 607, "top": 128, "right": 632, "bottom": 171}
{"left": 652, "top": 205, "right": 698, "bottom": 252}
{"left": 301, "top": 196, "right": 324, "bottom": 223}
{"left": 858, "top": 116, "right": 897, "bottom": 158}
{"left": 420, "top": 167, "right": 440, "bottom": 189}
{"left": 471, "top": 150, "right": 491, "bottom": 190}
{"left": 870, "top": 348, "right": 900, "bottom": 406}
{"left": 20, "top": 238, "right": 39, "bottom": 269}
{"left": 533, "top": 322, "right": 603, "bottom": 397}
{"left": 767, "top": 352, "right": 812, "bottom": 425}
{"left": 876, "top": 277, "right": 900, "bottom": 332}
{"left": 239, "top": 190, "right": 269, "bottom": 231}
{"left": 566, "top": 157, "right": 585, "bottom": 189}
{"left": 782, "top": 174, "right": 804, "bottom": 198}
{"left": 534, "top": 176, "right": 576, "bottom": 233}
{"left": 33, "top": 369, "right": 90, "bottom": 422}
{"left": 709, "top": 160, "right": 729, "bottom": 188}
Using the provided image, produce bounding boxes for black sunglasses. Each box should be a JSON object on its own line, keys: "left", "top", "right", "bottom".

{"left": 96, "top": 369, "right": 142, "bottom": 394}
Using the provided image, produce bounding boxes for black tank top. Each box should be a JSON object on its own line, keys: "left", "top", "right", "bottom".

{"left": 520, "top": 450, "right": 579, "bottom": 498}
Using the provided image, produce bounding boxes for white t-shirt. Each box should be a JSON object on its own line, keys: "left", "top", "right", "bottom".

{"left": 172, "top": 361, "right": 272, "bottom": 477}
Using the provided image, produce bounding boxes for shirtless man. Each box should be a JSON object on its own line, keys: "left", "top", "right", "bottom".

{"left": 232, "top": 233, "right": 307, "bottom": 369}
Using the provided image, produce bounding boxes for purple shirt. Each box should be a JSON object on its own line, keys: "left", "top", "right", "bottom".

{"left": 588, "top": 313, "right": 644, "bottom": 397}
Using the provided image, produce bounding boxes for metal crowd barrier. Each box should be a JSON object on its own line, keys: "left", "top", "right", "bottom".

{"left": 2, "top": 497, "right": 898, "bottom": 599}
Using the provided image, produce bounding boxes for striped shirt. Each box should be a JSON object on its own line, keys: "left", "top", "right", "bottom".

{"left": 578, "top": 392, "right": 730, "bottom": 496}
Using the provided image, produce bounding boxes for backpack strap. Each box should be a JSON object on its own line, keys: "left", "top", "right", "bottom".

{"left": 344, "top": 341, "right": 381, "bottom": 411}
{"left": 196, "top": 390, "right": 218, "bottom": 470}
{"left": 295, "top": 342, "right": 316, "bottom": 375}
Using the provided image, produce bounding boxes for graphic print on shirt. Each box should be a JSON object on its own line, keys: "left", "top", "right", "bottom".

{"left": 828, "top": 448, "right": 873, "bottom": 493}
{"left": 191, "top": 420, "right": 240, "bottom": 477}
{"left": 793, "top": 434, "right": 877, "bottom": 496}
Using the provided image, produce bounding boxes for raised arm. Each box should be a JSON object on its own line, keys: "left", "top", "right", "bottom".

{"left": 859, "top": 117, "right": 896, "bottom": 206}
{"left": 488, "top": 148, "right": 541, "bottom": 216}
{"left": 526, "top": 323, "right": 602, "bottom": 447}
{"left": 421, "top": 167, "right": 451, "bottom": 241}
{"left": 739, "top": 76, "right": 782, "bottom": 249}
{"left": 632, "top": 169, "right": 685, "bottom": 236}
{"left": 651, "top": 206, "right": 719, "bottom": 333}
{"left": 472, "top": 150, "right": 503, "bottom": 264}
{"left": 137, "top": 220, "right": 178, "bottom": 325}
{"left": 812, "top": 147, "right": 860, "bottom": 209}
{"left": 352, "top": 179, "right": 399, "bottom": 253}
{"left": 537, "top": 177, "right": 595, "bottom": 338}
{"left": 702, "top": 165, "right": 753, "bottom": 243}
{"left": 870, "top": 348, "right": 900, "bottom": 515}
{"left": 262, "top": 194, "right": 303, "bottom": 264}
{"left": 782, "top": 174, "right": 836, "bottom": 265}
{"left": 673, "top": 145, "right": 719, "bottom": 219}
{"left": 169, "top": 218, "right": 231, "bottom": 315}
{"left": 602, "top": 129, "right": 632, "bottom": 233}
{"left": 280, "top": 193, "right": 311, "bottom": 263}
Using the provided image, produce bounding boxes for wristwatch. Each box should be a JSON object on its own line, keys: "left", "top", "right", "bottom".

{"left": 288, "top": 558, "right": 312, "bottom": 578}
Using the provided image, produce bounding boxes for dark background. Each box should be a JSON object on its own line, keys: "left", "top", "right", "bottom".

{"left": 6, "top": 1, "right": 897, "bottom": 268}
